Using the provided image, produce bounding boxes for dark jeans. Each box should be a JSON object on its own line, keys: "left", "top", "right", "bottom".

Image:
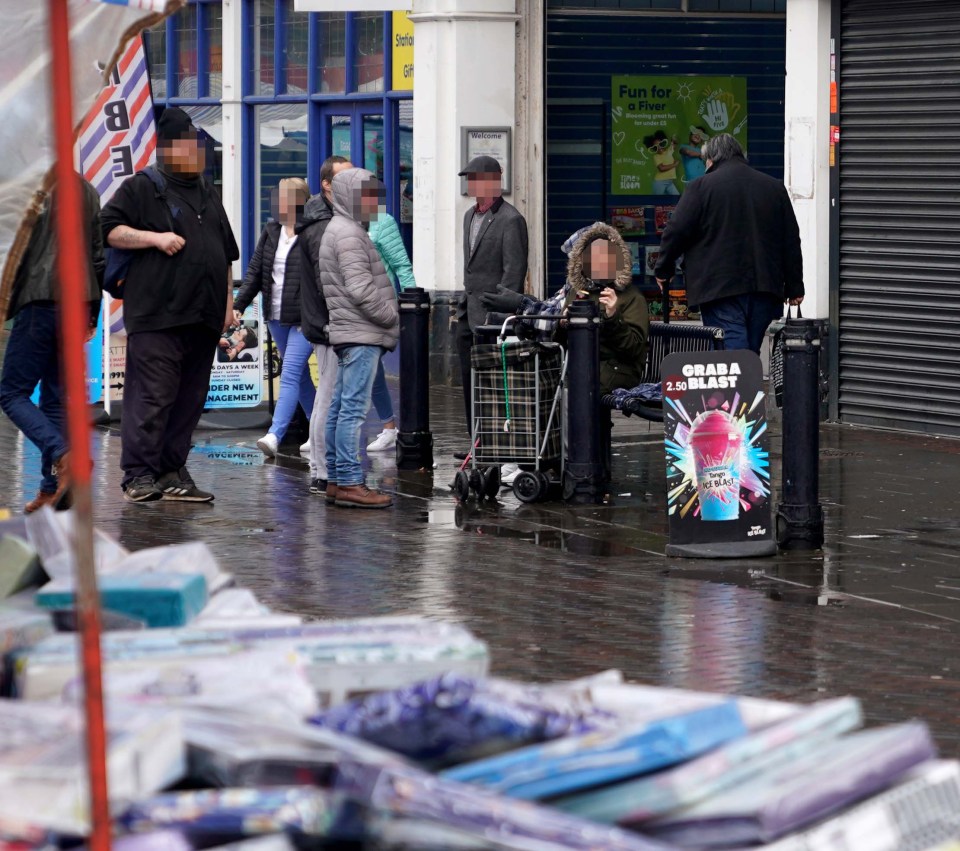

{"left": 0, "top": 304, "right": 68, "bottom": 494}
{"left": 699, "top": 293, "right": 784, "bottom": 354}
{"left": 121, "top": 324, "right": 219, "bottom": 487}
{"left": 457, "top": 322, "right": 474, "bottom": 435}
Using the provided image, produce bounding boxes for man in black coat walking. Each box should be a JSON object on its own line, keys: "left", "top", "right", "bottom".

{"left": 655, "top": 134, "right": 804, "bottom": 353}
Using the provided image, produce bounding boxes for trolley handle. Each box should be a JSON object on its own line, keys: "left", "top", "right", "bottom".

{"left": 498, "top": 313, "right": 564, "bottom": 342}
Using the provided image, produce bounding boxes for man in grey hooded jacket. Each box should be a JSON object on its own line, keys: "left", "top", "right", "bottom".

{"left": 317, "top": 167, "right": 399, "bottom": 509}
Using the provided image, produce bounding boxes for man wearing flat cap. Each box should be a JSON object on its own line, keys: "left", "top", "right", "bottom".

{"left": 101, "top": 107, "right": 239, "bottom": 504}
{"left": 456, "top": 154, "right": 528, "bottom": 442}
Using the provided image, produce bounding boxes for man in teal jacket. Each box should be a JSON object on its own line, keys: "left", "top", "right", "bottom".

{"left": 366, "top": 210, "right": 415, "bottom": 452}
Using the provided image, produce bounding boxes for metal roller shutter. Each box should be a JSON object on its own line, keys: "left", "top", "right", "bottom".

{"left": 839, "top": 0, "right": 960, "bottom": 435}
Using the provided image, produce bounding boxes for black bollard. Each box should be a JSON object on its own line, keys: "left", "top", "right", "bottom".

{"left": 563, "top": 299, "right": 605, "bottom": 504}
{"left": 396, "top": 287, "right": 434, "bottom": 470}
{"left": 776, "top": 318, "right": 825, "bottom": 549}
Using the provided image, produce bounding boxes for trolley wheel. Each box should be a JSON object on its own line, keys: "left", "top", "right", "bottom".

{"left": 469, "top": 468, "right": 484, "bottom": 495}
{"left": 562, "top": 470, "right": 577, "bottom": 502}
{"left": 453, "top": 470, "right": 471, "bottom": 501}
{"left": 482, "top": 466, "right": 501, "bottom": 499}
{"left": 513, "top": 471, "right": 542, "bottom": 504}
{"left": 537, "top": 472, "right": 552, "bottom": 501}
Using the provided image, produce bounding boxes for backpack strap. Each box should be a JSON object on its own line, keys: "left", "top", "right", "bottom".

{"left": 139, "top": 166, "right": 178, "bottom": 231}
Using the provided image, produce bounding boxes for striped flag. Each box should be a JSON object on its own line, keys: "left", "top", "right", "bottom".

{"left": 77, "top": 36, "right": 157, "bottom": 203}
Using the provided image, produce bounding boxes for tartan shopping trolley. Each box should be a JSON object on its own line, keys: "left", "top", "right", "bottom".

{"left": 453, "top": 315, "right": 568, "bottom": 503}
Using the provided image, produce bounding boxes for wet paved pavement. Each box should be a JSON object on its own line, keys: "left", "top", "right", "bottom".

{"left": 3, "top": 380, "right": 960, "bottom": 756}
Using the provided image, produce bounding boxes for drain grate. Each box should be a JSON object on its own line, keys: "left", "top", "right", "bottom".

{"left": 819, "top": 448, "right": 865, "bottom": 458}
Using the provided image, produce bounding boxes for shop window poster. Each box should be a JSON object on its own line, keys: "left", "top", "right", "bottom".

{"left": 655, "top": 205, "right": 676, "bottom": 235}
{"left": 628, "top": 242, "right": 641, "bottom": 276}
{"left": 611, "top": 76, "right": 748, "bottom": 197}
{"left": 610, "top": 206, "right": 646, "bottom": 236}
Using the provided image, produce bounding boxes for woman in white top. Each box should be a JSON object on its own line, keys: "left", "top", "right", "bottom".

{"left": 234, "top": 178, "right": 316, "bottom": 458}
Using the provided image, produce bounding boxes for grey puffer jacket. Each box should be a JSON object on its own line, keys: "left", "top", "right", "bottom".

{"left": 318, "top": 168, "right": 399, "bottom": 350}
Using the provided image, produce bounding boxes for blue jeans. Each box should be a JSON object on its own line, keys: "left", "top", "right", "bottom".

{"left": 325, "top": 345, "right": 381, "bottom": 487}
{"left": 699, "top": 293, "right": 784, "bottom": 354}
{"left": 0, "top": 304, "right": 68, "bottom": 493}
{"left": 370, "top": 356, "right": 395, "bottom": 424}
{"left": 267, "top": 321, "right": 316, "bottom": 440}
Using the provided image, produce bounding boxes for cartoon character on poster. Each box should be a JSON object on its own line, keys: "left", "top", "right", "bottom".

{"left": 661, "top": 350, "right": 775, "bottom": 558}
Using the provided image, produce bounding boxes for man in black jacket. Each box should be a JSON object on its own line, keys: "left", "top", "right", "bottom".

{"left": 655, "top": 134, "right": 804, "bottom": 353}
{"left": 297, "top": 155, "right": 352, "bottom": 495}
{"left": 0, "top": 175, "right": 103, "bottom": 513}
{"left": 101, "top": 108, "right": 239, "bottom": 503}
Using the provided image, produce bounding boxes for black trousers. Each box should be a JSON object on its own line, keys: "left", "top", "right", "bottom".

{"left": 121, "top": 324, "right": 219, "bottom": 487}
{"left": 457, "top": 322, "right": 474, "bottom": 436}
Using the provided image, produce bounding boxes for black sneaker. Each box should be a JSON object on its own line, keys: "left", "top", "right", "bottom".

{"left": 157, "top": 467, "right": 214, "bottom": 502}
{"left": 123, "top": 476, "right": 162, "bottom": 503}
{"left": 310, "top": 478, "right": 328, "bottom": 494}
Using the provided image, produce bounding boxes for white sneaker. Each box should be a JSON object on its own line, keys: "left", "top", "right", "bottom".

{"left": 500, "top": 463, "right": 521, "bottom": 485}
{"left": 256, "top": 433, "right": 279, "bottom": 458}
{"left": 367, "top": 428, "right": 398, "bottom": 452}
{"left": 300, "top": 440, "right": 311, "bottom": 455}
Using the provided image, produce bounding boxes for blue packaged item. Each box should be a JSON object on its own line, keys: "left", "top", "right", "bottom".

{"left": 119, "top": 788, "right": 337, "bottom": 839}
{"left": 35, "top": 573, "right": 207, "bottom": 628}
{"left": 335, "top": 759, "right": 673, "bottom": 851}
{"left": 643, "top": 721, "right": 937, "bottom": 847}
{"left": 558, "top": 697, "right": 863, "bottom": 824}
{"left": 312, "top": 673, "right": 614, "bottom": 767}
{"left": 443, "top": 700, "right": 746, "bottom": 800}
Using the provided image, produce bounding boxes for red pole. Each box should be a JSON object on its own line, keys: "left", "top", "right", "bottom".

{"left": 47, "top": 2, "right": 111, "bottom": 848}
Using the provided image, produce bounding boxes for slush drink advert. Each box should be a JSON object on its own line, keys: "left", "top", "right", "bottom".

{"left": 661, "top": 351, "right": 775, "bottom": 558}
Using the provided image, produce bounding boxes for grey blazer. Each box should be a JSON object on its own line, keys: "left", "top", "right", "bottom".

{"left": 459, "top": 197, "right": 529, "bottom": 332}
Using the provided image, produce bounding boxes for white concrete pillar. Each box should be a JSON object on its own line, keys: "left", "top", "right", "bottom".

{"left": 515, "top": 0, "right": 545, "bottom": 298}
{"left": 784, "top": 0, "right": 832, "bottom": 319}
{"left": 408, "top": 0, "right": 523, "bottom": 295}
{"left": 221, "top": 0, "right": 244, "bottom": 277}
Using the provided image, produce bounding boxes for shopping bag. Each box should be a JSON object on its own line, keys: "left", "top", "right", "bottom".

{"left": 770, "top": 304, "right": 801, "bottom": 409}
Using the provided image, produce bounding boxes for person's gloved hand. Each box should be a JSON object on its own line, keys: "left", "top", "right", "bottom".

{"left": 481, "top": 285, "right": 524, "bottom": 314}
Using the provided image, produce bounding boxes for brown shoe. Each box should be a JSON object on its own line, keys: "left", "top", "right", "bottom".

{"left": 325, "top": 484, "right": 338, "bottom": 505}
{"left": 24, "top": 491, "right": 59, "bottom": 514}
{"left": 51, "top": 452, "right": 72, "bottom": 510}
{"left": 335, "top": 484, "right": 392, "bottom": 509}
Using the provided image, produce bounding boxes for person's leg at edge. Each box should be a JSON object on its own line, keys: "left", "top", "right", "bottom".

{"left": 746, "top": 294, "right": 786, "bottom": 356}
{"left": 324, "top": 357, "right": 345, "bottom": 502}
{"left": 120, "top": 328, "right": 187, "bottom": 500}
{"left": 38, "top": 370, "right": 69, "bottom": 505}
{"left": 265, "top": 320, "right": 306, "bottom": 441}
{"left": 290, "top": 327, "right": 318, "bottom": 421}
{"left": 699, "top": 294, "right": 750, "bottom": 353}
{"left": 0, "top": 305, "right": 69, "bottom": 505}
{"left": 308, "top": 343, "right": 338, "bottom": 491}
{"left": 367, "top": 357, "right": 398, "bottom": 451}
{"left": 334, "top": 346, "right": 391, "bottom": 508}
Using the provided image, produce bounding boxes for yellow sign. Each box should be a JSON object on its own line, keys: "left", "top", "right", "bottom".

{"left": 392, "top": 11, "right": 414, "bottom": 91}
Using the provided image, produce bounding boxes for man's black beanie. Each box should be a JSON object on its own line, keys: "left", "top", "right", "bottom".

{"left": 156, "top": 107, "right": 196, "bottom": 142}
